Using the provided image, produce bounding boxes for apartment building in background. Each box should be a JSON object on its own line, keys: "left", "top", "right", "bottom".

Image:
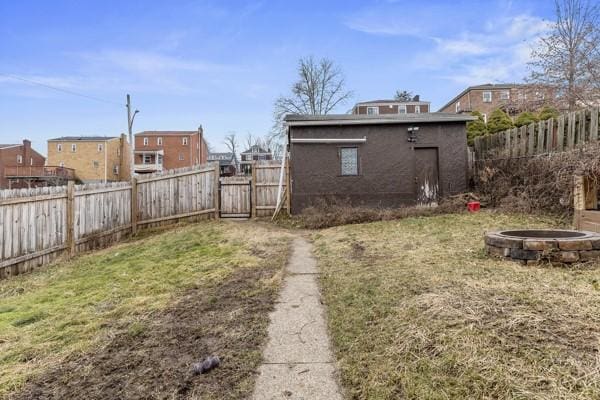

{"left": 46, "top": 135, "right": 130, "bottom": 183}
{"left": 134, "top": 128, "right": 208, "bottom": 174}
{"left": 438, "top": 83, "right": 556, "bottom": 121}
{"left": 352, "top": 96, "right": 430, "bottom": 115}
{"left": 0, "top": 139, "right": 48, "bottom": 189}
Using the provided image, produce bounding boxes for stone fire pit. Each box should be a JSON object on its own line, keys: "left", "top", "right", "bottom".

{"left": 485, "top": 229, "right": 600, "bottom": 264}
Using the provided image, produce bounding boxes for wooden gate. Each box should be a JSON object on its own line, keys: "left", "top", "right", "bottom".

{"left": 219, "top": 177, "right": 251, "bottom": 218}
{"left": 415, "top": 148, "right": 439, "bottom": 206}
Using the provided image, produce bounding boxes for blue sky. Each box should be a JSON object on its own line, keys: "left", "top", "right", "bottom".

{"left": 0, "top": 0, "right": 555, "bottom": 153}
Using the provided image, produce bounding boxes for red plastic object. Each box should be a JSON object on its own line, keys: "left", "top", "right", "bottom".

{"left": 467, "top": 201, "right": 480, "bottom": 212}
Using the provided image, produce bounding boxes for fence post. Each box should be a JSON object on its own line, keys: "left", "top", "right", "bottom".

{"left": 285, "top": 153, "right": 291, "bottom": 216}
{"left": 131, "top": 177, "right": 138, "bottom": 235}
{"left": 213, "top": 162, "right": 220, "bottom": 220}
{"left": 66, "top": 181, "right": 75, "bottom": 256}
{"left": 251, "top": 161, "right": 257, "bottom": 218}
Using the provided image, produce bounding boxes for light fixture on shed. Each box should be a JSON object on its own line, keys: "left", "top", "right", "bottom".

{"left": 407, "top": 126, "right": 419, "bottom": 142}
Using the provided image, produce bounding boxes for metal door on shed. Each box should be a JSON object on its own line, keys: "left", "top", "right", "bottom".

{"left": 414, "top": 148, "right": 439, "bottom": 206}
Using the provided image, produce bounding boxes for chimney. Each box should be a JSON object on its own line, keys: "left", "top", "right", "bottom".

{"left": 198, "top": 125, "right": 204, "bottom": 164}
{"left": 412, "top": 95, "right": 420, "bottom": 102}
{"left": 22, "top": 139, "right": 31, "bottom": 164}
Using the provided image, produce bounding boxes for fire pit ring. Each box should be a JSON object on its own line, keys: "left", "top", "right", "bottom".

{"left": 485, "top": 229, "right": 600, "bottom": 264}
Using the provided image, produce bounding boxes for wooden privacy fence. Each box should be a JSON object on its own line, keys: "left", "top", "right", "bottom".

{"left": 473, "top": 107, "right": 600, "bottom": 161}
{"left": 0, "top": 160, "right": 289, "bottom": 279}
{"left": 573, "top": 174, "right": 600, "bottom": 233}
{"left": 0, "top": 163, "right": 219, "bottom": 279}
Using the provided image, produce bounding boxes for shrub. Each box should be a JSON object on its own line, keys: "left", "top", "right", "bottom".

{"left": 538, "top": 106, "right": 560, "bottom": 120}
{"left": 474, "top": 142, "right": 600, "bottom": 217}
{"left": 487, "top": 109, "right": 514, "bottom": 133}
{"left": 467, "top": 111, "right": 488, "bottom": 145}
{"left": 515, "top": 111, "right": 539, "bottom": 127}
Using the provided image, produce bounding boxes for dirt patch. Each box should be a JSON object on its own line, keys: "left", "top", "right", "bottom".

{"left": 8, "top": 265, "right": 281, "bottom": 400}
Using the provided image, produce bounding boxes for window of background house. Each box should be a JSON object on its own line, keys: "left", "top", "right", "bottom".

{"left": 143, "top": 137, "right": 148, "bottom": 146}
{"left": 71, "top": 144, "right": 77, "bottom": 152}
{"left": 182, "top": 137, "right": 188, "bottom": 145}
{"left": 366, "top": 107, "right": 379, "bottom": 115}
{"left": 92, "top": 160, "right": 99, "bottom": 169}
{"left": 57, "top": 143, "right": 62, "bottom": 152}
{"left": 500, "top": 91, "right": 510, "bottom": 100}
{"left": 157, "top": 137, "right": 163, "bottom": 145}
{"left": 30, "top": 157, "right": 33, "bottom": 165}
{"left": 117, "top": 147, "right": 121, "bottom": 156}
{"left": 398, "top": 105, "right": 407, "bottom": 114}
{"left": 415, "top": 105, "right": 421, "bottom": 114}
{"left": 113, "top": 165, "right": 119, "bottom": 175}
{"left": 483, "top": 91, "right": 492, "bottom": 102}
{"left": 179, "top": 153, "right": 184, "bottom": 160}
{"left": 340, "top": 147, "right": 358, "bottom": 176}
{"left": 17, "top": 155, "right": 22, "bottom": 164}
{"left": 59, "top": 161, "right": 64, "bottom": 167}
{"left": 455, "top": 101, "right": 461, "bottom": 112}
{"left": 97, "top": 143, "right": 103, "bottom": 152}
{"left": 143, "top": 154, "right": 152, "bottom": 164}
{"left": 158, "top": 154, "right": 163, "bottom": 164}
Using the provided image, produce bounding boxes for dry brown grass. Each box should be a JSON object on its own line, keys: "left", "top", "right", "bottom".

{"left": 313, "top": 212, "right": 600, "bottom": 399}
{"left": 276, "top": 196, "right": 471, "bottom": 229}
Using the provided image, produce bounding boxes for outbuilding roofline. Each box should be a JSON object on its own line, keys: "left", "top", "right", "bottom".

{"left": 285, "top": 112, "right": 475, "bottom": 126}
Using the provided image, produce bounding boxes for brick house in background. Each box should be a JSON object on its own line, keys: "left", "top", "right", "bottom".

{"left": 352, "top": 96, "right": 430, "bottom": 115}
{"left": 438, "top": 83, "right": 556, "bottom": 121}
{"left": 134, "top": 128, "right": 208, "bottom": 174}
{"left": 240, "top": 144, "right": 272, "bottom": 175}
{"left": 47, "top": 135, "right": 130, "bottom": 183}
{"left": 0, "top": 139, "right": 47, "bottom": 188}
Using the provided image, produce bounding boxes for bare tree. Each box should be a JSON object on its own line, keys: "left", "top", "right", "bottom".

{"left": 223, "top": 133, "right": 239, "bottom": 170}
{"left": 394, "top": 90, "right": 413, "bottom": 101}
{"left": 528, "top": 0, "right": 600, "bottom": 110}
{"left": 272, "top": 56, "right": 353, "bottom": 136}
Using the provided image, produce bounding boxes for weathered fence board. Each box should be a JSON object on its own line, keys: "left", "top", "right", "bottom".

{"left": 474, "top": 107, "right": 600, "bottom": 161}
{"left": 252, "top": 160, "right": 289, "bottom": 217}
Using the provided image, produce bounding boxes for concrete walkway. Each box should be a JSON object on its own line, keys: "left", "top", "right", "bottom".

{"left": 252, "top": 237, "right": 343, "bottom": 400}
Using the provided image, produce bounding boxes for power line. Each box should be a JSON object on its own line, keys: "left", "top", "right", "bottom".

{"left": 0, "top": 73, "right": 124, "bottom": 107}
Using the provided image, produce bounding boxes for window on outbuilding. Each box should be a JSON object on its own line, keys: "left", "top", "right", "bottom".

{"left": 366, "top": 107, "right": 379, "bottom": 115}
{"left": 71, "top": 144, "right": 77, "bottom": 152}
{"left": 340, "top": 147, "right": 358, "bottom": 176}
{"left": 57, "top": 143, "right": 62, "bottom": 152}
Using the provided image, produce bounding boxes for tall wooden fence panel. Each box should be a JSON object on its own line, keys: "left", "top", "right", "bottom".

{"left": 473, "top": 107, "right": 600, "bottom": 161}
{"left": 0, "top": 186, "right": 68, "bottom": 278}
{"left": 252, "top": 160, "right": 289, "bottom": 217}
{"left": 136, "top": 164, "right": 218, "bottom": 227}
{"left": 74, "top": 182, "right": 132, "bottom": 252}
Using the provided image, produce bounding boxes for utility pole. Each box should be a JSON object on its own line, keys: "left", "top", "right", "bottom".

{"left": 126, "top": 94, "right": 139, "bottom": 179}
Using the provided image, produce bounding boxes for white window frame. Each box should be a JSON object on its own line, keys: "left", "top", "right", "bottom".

{"left": 71, "top": 144, "right": 77, "bottom": 152}
{"left": 16, "top": 155, "right": 23, "bottom": 164}
{"left": 182, "top": 137, "right": 189, "bottom": 145}
{"left": 398, "top": 104, "right": 407, "bottom": 114}
{"left": 143, "top": 137, "right": 149, "bottom": 146}
{"left": 415, "top": 105, "right": 421, "bottom": 114}
{"left": 366, "top": 107, "right": 379, "bottom": 115}
{"left": 500, "top": 91, "right": 510, "bottom": 100}
{"left": 97, "top": 143, "right": 103, "bottom": 152}
{"left": 482, "top": 91, "right": 492, "bottom": 103}
{"left": 59, "top": 161, "right": 65, "bottom": 168}
{"left": 455, "top": 101, "right": 461, "bottom": 112}
{"left": 30, "top": 157, "right": 33, "bottom": 166}
{"left": 157, "top": 137, "right": 163, "bottom": 146}
{"left": 143, "top": 154, "right": 152, "bottom": 164}
{"left": 482, "top": 113, "right": 488, "bottom": 123}
{"left": 92, "top": 160, "right": 99, "bottom": 169}
{"left": 179, "top": 153, "right": 184, "bottom": 161}
{"left": 113, "top": 165, "right": 119, "bottom": 175}
{"left": 340, "top": 147, "right": 358, "bottom": 176}
{"left": 57, "top": 143, "right": 62, "bottom": 152}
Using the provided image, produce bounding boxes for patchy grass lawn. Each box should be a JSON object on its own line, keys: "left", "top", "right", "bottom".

{"left": 0, "top": 221, "right": 292, "bottom": 399}
{"left": 313, "top": 212, "right": 600, "bottom": 400}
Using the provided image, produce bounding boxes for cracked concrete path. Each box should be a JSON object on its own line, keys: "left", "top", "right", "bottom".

{"left": 252, "top": 237, "right": 343, "bottom": 400}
